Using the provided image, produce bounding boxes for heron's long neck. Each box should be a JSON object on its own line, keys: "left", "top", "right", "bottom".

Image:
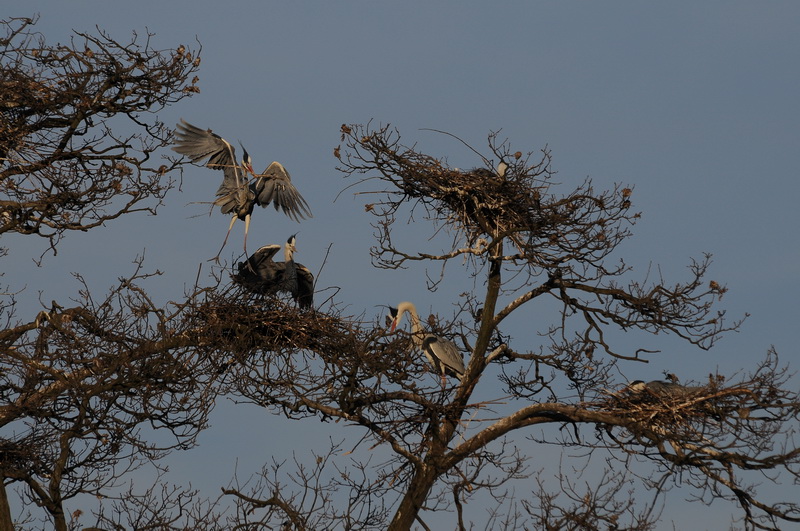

{"left": 284, "top": 245, "right": 297, "bottom": 285}
{"left": 403, "top": 305, "right": 424, "bottom": 347}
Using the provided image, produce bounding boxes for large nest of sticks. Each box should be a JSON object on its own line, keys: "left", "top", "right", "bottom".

{"left": 368, "top": 138, "right": 552, "bottom": 245}
{"left": 188, "top": 290, "right": 442, "bottom": 391}
{"left": 0, "top": 437, "right": 48, "bottom": 477}
{"left": 339, "top": 124, "right": 636, "bottom": 261}
{"left": 597, "top": 382, "right": 757, "bottom": 441}
{"left": 189, "top": 295, "right": 357, "bottom": 367}
{"left": 411, "top": 165, "right": 550, "bottom": 242}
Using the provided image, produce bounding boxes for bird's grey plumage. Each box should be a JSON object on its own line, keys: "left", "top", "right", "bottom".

{"left": 421, "top": 335, "right": 465, "bottom": 380}
{"left": 172, "top": 120, "right": 241, "bottom": 173}
{"left": 252, "top": 161, "right": 312, "bottom": 222}
{"left": 232, "top": 235, "right": 314, "bottom": 309}
{"left": 390, "top": 301, "right": 465, "bottom": 383}
{"left": 627, "top": 380, "right": 705, "bottom": 396}
{"left": 172, "top": 119, "right": 312, "bottom": 258}
{"left": 172, "top": 119, "right": 251, "bottom": 206}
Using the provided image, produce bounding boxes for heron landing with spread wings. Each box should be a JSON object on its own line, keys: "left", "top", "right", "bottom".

{"left": 389, "top": 301, "right": 465, "bottom": 388}
{"left": 172, "top": 119, "right": 312, "bottom": 261}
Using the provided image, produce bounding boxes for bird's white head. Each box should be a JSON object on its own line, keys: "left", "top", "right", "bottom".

{"left": 496, "top": 160, "right": 508, "bottom": 178}
{"left": 286, "top": 234, "right": 298, "bottom": 254}
{"left": 388, "top": 301, "right": 415, "bottom": 332}
{"left": 627, "top": 380, "right": 647, "bottom": 392}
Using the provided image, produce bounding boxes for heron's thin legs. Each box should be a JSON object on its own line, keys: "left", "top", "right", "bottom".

{"left": 243, "top": 213, "right": 251, "bottom": 254}
{"left": 243, "top": 214, "right": 256, "bottom": 272}
{"left": 210, "top": 215, "right": 238, "bottom": 263}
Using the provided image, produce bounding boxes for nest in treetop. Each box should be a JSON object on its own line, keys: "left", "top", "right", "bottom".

{"left": 343, "top": 125, "right": 552, "bottom": 245}
{"left": 396, "top": 161, "right": 546, "bottom": 242}
{"left": 388, "top": 157, "right": 636, "bottom": 260}
{"left": 597, "top": 383, "right": 756, "bottom": 439}
{"left": 0, "top": 437, "right": 48, "bottom": 478}
{"left": 344, "top": 125, "right": 636, "bottom": 259}
{"left": 191, "top": 296, "right": 354, "bottom": 362}
{"left": 190, "top": 293, "right": 438, "bottom": 385}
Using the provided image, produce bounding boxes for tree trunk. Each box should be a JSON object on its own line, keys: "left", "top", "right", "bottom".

{"left": 387, "top": 464, "right": 438, "bottom": 531}
{"left": 389, "top": 245, "right": 505, "bottom": 531}
{"left": 0, "top": 481, "right": 14, "bottom": 531}
{"left": 50, "top": 501, "right": 68, "bottom": 531}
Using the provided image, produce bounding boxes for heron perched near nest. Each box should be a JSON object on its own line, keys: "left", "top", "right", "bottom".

{"left": 232, "top": 234, "right": 314, "bottom": 309}
{"left": 389, "top": 301, "right": 465, "bottom": 387}
{"left": 627, "top": 380, "right": 706, "bottom": 397}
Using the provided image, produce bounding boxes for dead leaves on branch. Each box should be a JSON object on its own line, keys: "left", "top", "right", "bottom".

{"left": 0, "top": 15, "right": 201, "bottom": 256}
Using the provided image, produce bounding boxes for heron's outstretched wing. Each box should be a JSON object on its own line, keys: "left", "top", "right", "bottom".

{"left": 247, "top": 244, "right": 281, "bottom": 274}
{"left": 172, "top": 119, "right": 238, "bottom": 172}
{"left": 251, "top": 244, "right": 281, "bottom": 260}
{"left": 423, "top": 335, "right": 465, "bottom": 379}
{"left": 235, "top": 244, "right": 280, "bottom": 278}
{"left": 173, "top": 120, "right": 249, "bottom": 211}
{"left": 252, "top": 161, "right": 313, "bottom": 222}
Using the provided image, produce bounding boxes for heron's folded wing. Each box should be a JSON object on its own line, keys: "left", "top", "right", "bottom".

{"left": 296, "top": 264, "right": 315, "bottom": 309}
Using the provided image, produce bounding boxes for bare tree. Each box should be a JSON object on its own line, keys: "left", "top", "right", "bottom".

{"left": 3, "top": 14, "right": 799, "bottom": 531}
{"left": 215, "top": 123, "right": 800, "bottom": 530}
{"left": 0, "top": 15, "right": 199, "bottom": 259}
{"left": 0, "top": 15, "right": 221, "bottom": 531}
{"left": 221, "top": 440, "right": 390, "bottom": 530}
{"left": 90, "top": 469, "right": 225, "bottom": 531}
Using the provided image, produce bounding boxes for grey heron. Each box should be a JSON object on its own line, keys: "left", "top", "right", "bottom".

{"left": 627, "top": 380, "right": 705, "bottom": 397}
{"left": 389, "top": 301, "right": 465, "bottom": 387}
{"left": 172, "top": 119, "right": 312, "bottom": 260}
{"left": 469, "top": 161, "right": 508, "bottom": 179}
{"left": 232, "top": 234, "right": 314, "bottom": 309}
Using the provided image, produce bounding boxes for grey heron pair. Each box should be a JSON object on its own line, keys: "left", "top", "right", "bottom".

{"left": 172, "top": 119, "right": 312, "bottom": 261}
{"left": 389, "top": 301, "right": 466, "bottom": 387}
{"left": 232, "top": 234, "right": 314, "bottom": 309}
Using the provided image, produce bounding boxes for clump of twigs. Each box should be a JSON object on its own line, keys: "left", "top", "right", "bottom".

{"left": 337, "top": 122, "right": 638, "bottom": 271}
{"left": 339, "top": 123, "right": 553, "bottom": 242}
{"left": 597, "top": 377, "right": 772, "bottom": 447}
{"left": 190, "top": 291, "right": 352, "bottom": 367}
{"left": 190, "top": 288, "right": 442, "bottom": 387}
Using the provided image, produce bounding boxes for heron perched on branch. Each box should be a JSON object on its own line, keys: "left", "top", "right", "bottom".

{"left": 172, "top": 119, "right": 312, "bottom": 260}
{"left": 389, "top": 301, "right": 465, "bottom": 387}
{"left": 232, "top": 234, "right": 314, "bottom": 309}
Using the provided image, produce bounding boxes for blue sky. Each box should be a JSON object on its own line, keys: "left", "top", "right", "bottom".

{"left": 5, "top": 2, "right": 800, "bottom": 528}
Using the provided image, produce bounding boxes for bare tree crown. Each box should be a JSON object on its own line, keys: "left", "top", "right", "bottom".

{"left": 1, "top": 16, "right": 798, "bottom": 531}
